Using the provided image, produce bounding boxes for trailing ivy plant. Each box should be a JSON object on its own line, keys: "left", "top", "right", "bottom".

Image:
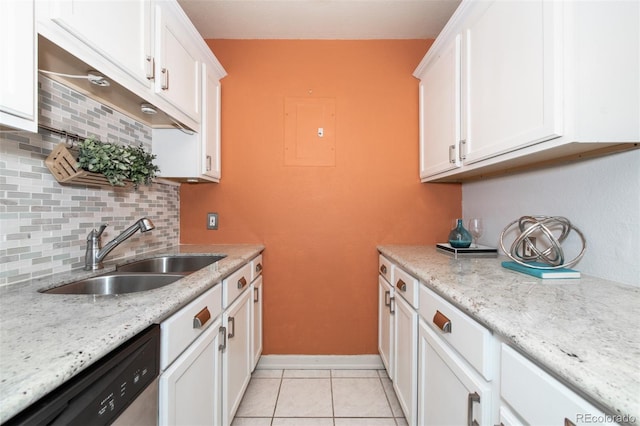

{"left": 76, "top": 137, "right": 160, "bottom": 188}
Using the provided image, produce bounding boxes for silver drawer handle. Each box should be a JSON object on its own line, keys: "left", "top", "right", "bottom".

{"left": 255, "top": 263, "right": 263, "bottom": 273}
{"left": 228, "top": 317, "right": 235, "bottom": 338}
{"left": 467, "top": 392, "right": 480, "bottom": 426}
{"left": 193, "top": 306, "right": 211, "bottom": 329}
{"left": 254, "top": 287, "right": 259, "bottom": 303}
{"left": 237, "top": 277, "right": 247, "bottom": 289}
{"left": 380, "top": 264, "right": 387, "bottom": 274}
{"left": 218, "top": 326, "right": 227, "bottom": 351}
{"left": 396, "top": 279, "right": 407, "bottom": 292}
{"left": 384, "top": 290, "right": 391, "bottom": 307}
{"left": 433, "top": 310, "right": 451, "bottom": 333}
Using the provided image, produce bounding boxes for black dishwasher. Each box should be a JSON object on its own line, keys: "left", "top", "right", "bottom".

{"left": 4, "top": 324, "right": 160, "bottom": 426}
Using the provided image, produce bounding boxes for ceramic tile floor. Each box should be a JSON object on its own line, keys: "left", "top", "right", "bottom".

{"left": 231, "top": 369, "right": 408, "bottom": 426}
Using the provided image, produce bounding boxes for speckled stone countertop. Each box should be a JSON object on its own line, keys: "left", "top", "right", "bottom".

{"left": 378, "top": 245, "right": 640, "bottom": 424}
{"left": 0, "top": 244, "right": 264, "bottom": 424}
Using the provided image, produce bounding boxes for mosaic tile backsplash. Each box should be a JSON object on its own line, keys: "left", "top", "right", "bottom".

{"left": 0, "top": 76, "right": 180, "bottom": 286}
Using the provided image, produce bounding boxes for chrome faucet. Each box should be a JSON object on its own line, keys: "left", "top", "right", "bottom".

{"left": 84, "top": 218, "right": 155, "bottom": 270}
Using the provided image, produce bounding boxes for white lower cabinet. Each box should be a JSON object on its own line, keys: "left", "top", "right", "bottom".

{"left": 159, "top": 317, "right": 223, "bottom": 425}
{"left": 158, "top": 284, "right": 223, "bottom": 426}
{"left": 222, "top": 286, "right": 252, "bottom": 425}
{"left": 393, "top": 293, "right": 418, "bottom": 425}
{"left": 418, "top": 319, "right": 492, "bottom": 426}
{"left": 500, "top": 344, "right": 616, "bottom": 426}
{"left": 251, "top": 275, "right": 263, "bottom": 371}
{"left": 378, "top": 275, "right": 394, "bottom": 377}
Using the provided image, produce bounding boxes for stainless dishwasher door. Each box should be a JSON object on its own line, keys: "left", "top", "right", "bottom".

{"left": 112, "top": 377, "right": 158, "bottom": 426}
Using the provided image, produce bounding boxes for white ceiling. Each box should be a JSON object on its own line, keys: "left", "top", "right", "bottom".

{"left": 177, "top": 0, "right": 461, "bottom": 40}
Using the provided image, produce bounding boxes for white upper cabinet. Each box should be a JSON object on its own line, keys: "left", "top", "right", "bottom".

{"left": 154, "top": 0, "right": 201, "bottom": 122}
{"left": 35, "top": 0, "right": 213, "bottom": 130}
{"left": 45, "top": 0, "right": 153, "bottom": 87}
{"left": 462, "top": 0, "right": 562, "bottom": 164}
{"left": 415, "top": 0, "right": 639, "bottom": 182}
{"left": 0, "top": 0, "right": 37, "bottom": 132}
{"left": 418, "top": 34, "right": 462, "bottom": 179}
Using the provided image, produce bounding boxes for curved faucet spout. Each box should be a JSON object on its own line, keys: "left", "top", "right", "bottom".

{"left": 84, "top": 218, "right": 155, "bottom": 270}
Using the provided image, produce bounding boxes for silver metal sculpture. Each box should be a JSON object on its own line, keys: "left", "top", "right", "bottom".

{"left": 499, "top": 216, "right": 586, "bottom": 269}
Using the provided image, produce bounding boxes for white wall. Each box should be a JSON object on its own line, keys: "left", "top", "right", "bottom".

{"left": 462, "top": 149, "right": 640, "bottom": 287}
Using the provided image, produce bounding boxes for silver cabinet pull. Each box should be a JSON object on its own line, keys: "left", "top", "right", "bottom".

{"left": 254, "top": 287, "right": 259, "bottom": 303}
{"left": 193, "top": 306, "right": 211, "bottom": 329}
{"left": 467, "top": 392, "right": 480, "bottom": 426}
{"left": 433, "top": 310, "right": 451, "bottom": 333}
{"left": 161, "top": 67, "right": 169, "bottom": 90}
{"left": 206, "top": 155, "right": 212, "bottom": 171}
{"left": 459, "top": 139, "right": 467, "bottom": 161}
{"left": 237, "top": 277, "right": 248, "bottom": 289}
{"left": 396, "top": 279, "right": 407, "bottom": 292}
{"left": 145, "top": 56, "right": 155, "bottom": 80}
{"left": 380, "top": 264, "right": 387, "bottom": 274}
{"left": 218, "top": 326, "right": 227, "bottom": 351}
{"left": 449, "top": 144, "right": 457, "bottom": 164}
{"left": 228, "top": 317, "right": 235, "bottom": 338}
{"left": 384, "top": 290, "right": 391, "bottom": 307}
{"left": 389, "top": 296, "right": 395, "bottom": 315}
{"left": 255, "top": 263, "right": 263, "bottom": 274}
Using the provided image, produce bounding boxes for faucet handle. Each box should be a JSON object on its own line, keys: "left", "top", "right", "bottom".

{"left": 88, "top": 224, "right": 108, "bottom": 240}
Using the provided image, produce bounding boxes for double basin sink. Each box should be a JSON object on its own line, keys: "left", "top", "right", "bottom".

{"left": 42, "top": 255, "right": 226, "bottom": 295}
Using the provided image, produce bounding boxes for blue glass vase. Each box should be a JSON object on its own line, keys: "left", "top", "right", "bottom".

{"left": 448, "top": 218, "right": 472, "bottom": 248}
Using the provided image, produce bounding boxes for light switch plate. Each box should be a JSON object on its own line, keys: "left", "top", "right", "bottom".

{"left": 207, "top": 213, "right": 218, "bottom": 230}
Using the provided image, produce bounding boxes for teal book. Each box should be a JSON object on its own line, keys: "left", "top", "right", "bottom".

{"left": 501, "top": 261, "right": 581, "bottom": 279}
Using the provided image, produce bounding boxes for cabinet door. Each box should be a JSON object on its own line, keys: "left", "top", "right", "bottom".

{"left": 0, "top": 0, "right": 37, "bottom": 132}
{"left": 159, "top": 317, "right": 222, "bottom": 426}
{"left": 48, "top": 0, "right": 153, "bottom": 86}
{"left": 155, "top": 2, "right": 200, "bottom": 122}
{"left": 463, "top": 0, "right": 562, "bottom": 164}
{"left": 378, "top": 275, "right": 394, "bottom": 378}
{"left": 418, "top": 319, "right": 492, "bottom": 426}
{"left": 251, "top": 276, "right": 263, "bottom": 371}
{"left": 222, "top": 288, "right": 252, "bottom": 425}
{"left": 501, "top": 344, "right": 616, "bottom": 426}
{"left": 393, "top": 293, "right": 418, "bottom": 425}
{"left": 418, "top": 34, "right": 462, "bottom": 179}
{"left": 202, "top": 64, "right": 222, "bottom": 180}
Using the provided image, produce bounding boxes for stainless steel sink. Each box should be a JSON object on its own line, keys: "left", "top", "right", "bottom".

{"left": 116, "top": 255, "right": 225, "bottom": 274}
{"left": 42, "top": 273, "right": 184, "bottom": 295}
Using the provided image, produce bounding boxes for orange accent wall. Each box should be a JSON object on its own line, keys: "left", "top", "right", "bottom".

{"left": 180, "top": 40, "right": 461, "bottom": 355}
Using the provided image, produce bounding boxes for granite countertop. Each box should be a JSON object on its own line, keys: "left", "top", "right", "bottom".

{"left": 0, "top": 244, "right": 264, "bottom": 424}
{"left": 378, "top": 245, "right": 640, "bottom": 425}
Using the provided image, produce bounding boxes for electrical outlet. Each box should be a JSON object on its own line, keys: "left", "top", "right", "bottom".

{"left": 207, "top": 213, "right": 218, "bottom": 230}
{"left": 524, "top": 236, "right": 536, "bottom": 258}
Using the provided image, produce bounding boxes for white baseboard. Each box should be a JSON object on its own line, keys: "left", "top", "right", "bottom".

{"left": 256, "top": 354, "right": 384, "bottom": 370}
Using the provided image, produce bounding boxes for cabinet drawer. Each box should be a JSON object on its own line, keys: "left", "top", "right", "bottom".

{"left": 160, "top": 284, "right": 222, "bottom": 370}
{"left": 378, "top": 255, "right": 394, "bottom": 284}
{"left": 501, "top": 344, "right": 614, "bottom": 425}
{"left": 250, "top": 254, "right": 263, "bottom": 282}
{"left": 223, "top": 263, "right": 252, "bottom": 308}
{"left": 419, "top": 286, "right": 494, "bottom": 380}
{"left": 394, "top": 266, "right": 419, "bottom": 309}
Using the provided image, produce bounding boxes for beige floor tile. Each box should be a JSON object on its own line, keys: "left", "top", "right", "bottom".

{"left": 235, "top": 378, "right": 281, "bottom": 417}
{"left": 275, "top": 378, "right": 333, "bottom": 417}
{"left": 332, "top": 378, "right": 392, "bottom": 418}
{"left": 231, "top": 418, "right": 272, "bottom": 426}
{"left": 252, "top": 369, "right": 284, "bottom": 378}
{"left": 334, "top": 418, "right": 397, "bottom": 426}
{"left": 380, "top": 377, "right": 404, "bottom": 417}
{"left": 283, "top": 369, "right": 331, "bottom": 378}
{"left": 331, "top": 369, "right": 380, "bottom": 378}
{"left": 272, "top": 418, "right": 334, "bottom": 426}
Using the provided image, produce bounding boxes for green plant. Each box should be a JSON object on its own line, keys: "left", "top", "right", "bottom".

{"left": 76, "top": 137, "right": 160, "bottom": 188}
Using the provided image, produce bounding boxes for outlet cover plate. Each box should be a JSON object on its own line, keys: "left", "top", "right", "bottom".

{"left": 207, "top": 213, "right": 218, "bottom": 230}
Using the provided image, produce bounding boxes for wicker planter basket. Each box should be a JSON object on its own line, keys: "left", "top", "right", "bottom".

{"left": 45, "top": 143, "right": 131, "bottom": 188}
